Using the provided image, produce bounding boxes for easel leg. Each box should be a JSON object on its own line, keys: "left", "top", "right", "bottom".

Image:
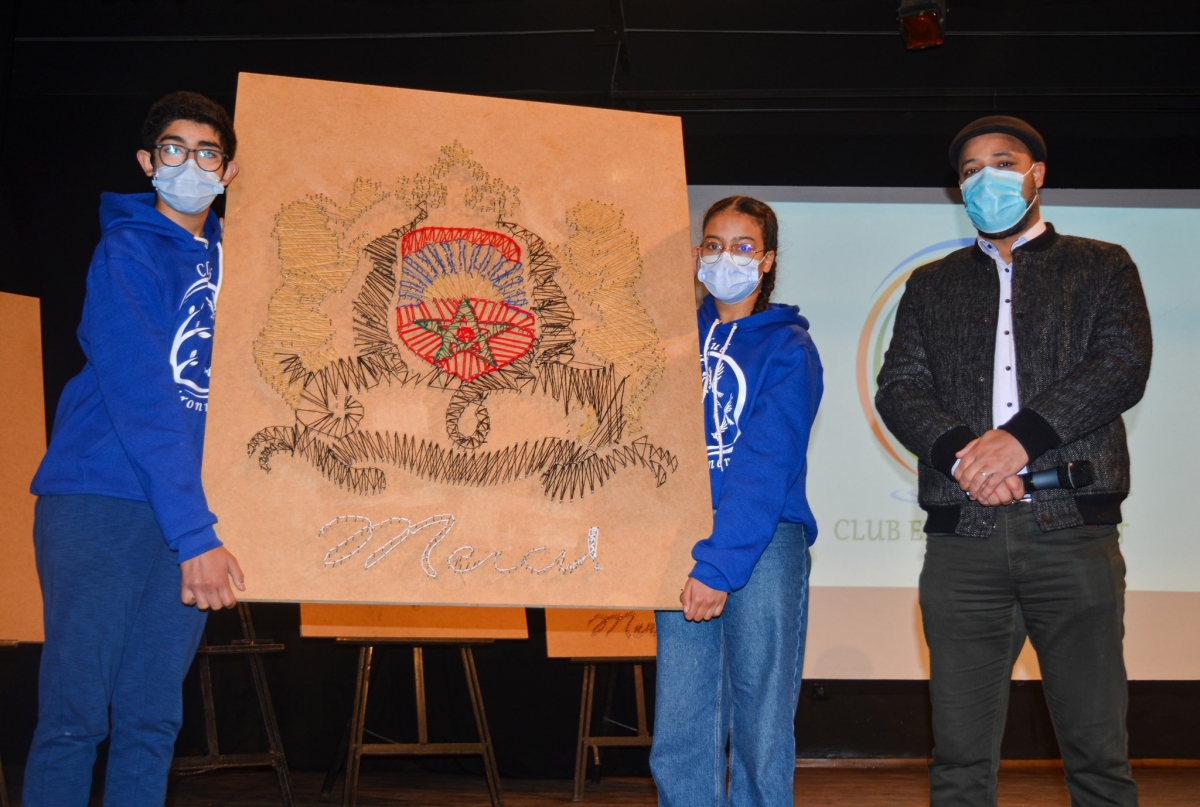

{"left": 594, "top": 665, "right": 620, "bottom": 784}
{"left": 573, "top": 663, "right": 597, "bottom": 802}
{"left": 461, "top": 647, "right": 503, "bottom": 807}
{"left": 342, "top": 645, "right": 373, "bottom": 807}
{"left": 239, "top": 604, "right": 295, "bottom": 807}
{"left": 199, "top": 646, "right": 221, "bottom": 759}
{"left": 633, "top": 664, "right": 649, "bottom": 739}
{"left": 0, "top": 748, "right": 10, "bottom": 807}
{"left": 413, "top": 647, "right": 428, "bottom": 745}
{"left": 320, "top": 715, "right": 353, "bottom": 797}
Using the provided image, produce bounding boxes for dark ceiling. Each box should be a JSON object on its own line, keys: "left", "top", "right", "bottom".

{"left": 1, "top": 0, "right": 1197, "bottom": 408}
{"left": 3, "top": 0, "right": 1198, "bottom": 188}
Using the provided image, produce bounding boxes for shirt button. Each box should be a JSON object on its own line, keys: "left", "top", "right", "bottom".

{"left": 1006, "top": 366, "right": 1012, "bottom": 371}
{"left": 1005, "top": 299, "right": 1011, "bottom": 303}
{"left": 1007, "top": 402, "right": 1013, "bottom": 407}
{"left": 1004, "top": 330, "right": 1010, "bottom": 335}
{"left": 1005, "top": 268, "right": 1010, "bottom": 273}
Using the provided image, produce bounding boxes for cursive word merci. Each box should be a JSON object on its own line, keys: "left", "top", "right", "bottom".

{"left": 316, "top": 514, "right": 603, "bottom": 578}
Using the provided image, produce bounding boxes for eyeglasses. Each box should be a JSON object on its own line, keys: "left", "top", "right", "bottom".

{"left": 153, "top": 142, "right": 228, "bottom": 172}
{"left": 698, "top": 241, "right": 766, "bottom": 266}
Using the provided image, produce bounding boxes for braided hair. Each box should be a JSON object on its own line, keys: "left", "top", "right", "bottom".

{"left": 700, "top": 196, "right": 779, "bottom": 315}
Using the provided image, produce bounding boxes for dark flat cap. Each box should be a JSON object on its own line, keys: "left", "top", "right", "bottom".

{"left": 948, "top": 115, "right": 1047, "bottom": 170}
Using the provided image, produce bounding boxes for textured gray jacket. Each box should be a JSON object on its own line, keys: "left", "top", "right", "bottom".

{"left": 875, "top": 224, "right": 1152, "bottom": 537}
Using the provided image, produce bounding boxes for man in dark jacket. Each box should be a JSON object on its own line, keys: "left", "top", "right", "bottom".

{"left": 876, "top": 116, "right": 1150, "bottom": 807}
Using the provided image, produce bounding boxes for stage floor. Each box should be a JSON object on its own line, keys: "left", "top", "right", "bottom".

{"left": 150, "top": 766, "right": 1199, "bottom": 807}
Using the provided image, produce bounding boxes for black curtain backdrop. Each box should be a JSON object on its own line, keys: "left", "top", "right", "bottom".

{"left": 2, "top": 0, "right": 1198, "bottom": 788}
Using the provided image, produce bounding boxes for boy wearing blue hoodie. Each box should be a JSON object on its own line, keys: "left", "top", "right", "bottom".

{"left": 651, "top": 196, "right": 823, "bottom": 807}
{"left": 25, "top": 91, "right": 244, "bottom": 807}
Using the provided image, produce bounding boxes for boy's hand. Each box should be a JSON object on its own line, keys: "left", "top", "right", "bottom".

{"left": 180, "top": 546, "right": 245, "bottom": 610}
{"left": 681, "top": 577, "right": 728, "bottom": 622}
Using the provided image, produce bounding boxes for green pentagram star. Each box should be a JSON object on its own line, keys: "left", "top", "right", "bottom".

{"left": 414, "top": 297, "right": 515, "bottom": 369}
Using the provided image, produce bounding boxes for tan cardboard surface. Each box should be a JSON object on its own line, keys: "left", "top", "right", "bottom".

{"left": 0, "top": 292, "right": 46, "bottom": 642}
{"left": 544, "top": 608, "right": 656, "bottom": 659}
{"left": 205, "top": 74, "right": 710, "bottom": 608}
{"left": 300, "top": 604, "right": 527, "bottom": 640}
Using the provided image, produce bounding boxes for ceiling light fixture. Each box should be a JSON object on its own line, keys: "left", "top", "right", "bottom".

{"left": 898, "top": 0, "right": 947, "bottom": 51}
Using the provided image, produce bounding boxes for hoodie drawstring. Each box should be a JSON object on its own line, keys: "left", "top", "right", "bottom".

{"left": 212, "top": 242, "right": 223, "bottom": 312}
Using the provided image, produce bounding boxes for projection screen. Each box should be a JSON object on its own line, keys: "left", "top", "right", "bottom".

{"left": 689, "top": 186, "right": 1200, "bottom": 680}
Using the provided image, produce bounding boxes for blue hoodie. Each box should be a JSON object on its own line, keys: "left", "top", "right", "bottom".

{"left": 690, "top": 296, "right": 823, "bottom": 593}
{"left": 31, "top": 192, "right": 223, "bottom": 562}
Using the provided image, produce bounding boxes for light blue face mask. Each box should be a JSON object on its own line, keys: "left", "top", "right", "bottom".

{"left": 959, "top": 165, "right": 1037, "bottom": 235}
{"left": 697, "top": 252, "right": 761, "bottom": 305}
{"left": 152, "top": 160, "right": 225, "bottom": 215}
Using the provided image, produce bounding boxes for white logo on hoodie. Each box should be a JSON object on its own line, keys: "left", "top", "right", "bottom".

{"left": 171, "top": 248, "right": 221, "bottom": 410}
{"left": 701, "top": 321, "right": 746, "bottom": 470}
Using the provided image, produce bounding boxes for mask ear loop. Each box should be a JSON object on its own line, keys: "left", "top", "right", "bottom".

{"left": 1017, "top": 163, "right": 1039, "bottom": 220}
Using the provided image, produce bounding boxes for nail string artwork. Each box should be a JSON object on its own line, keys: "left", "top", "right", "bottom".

{"left": 248, "top": 141, "right": 677, "bottom": 501}
{"left": 317, "top": 514, "right": 602, "bottom": 578}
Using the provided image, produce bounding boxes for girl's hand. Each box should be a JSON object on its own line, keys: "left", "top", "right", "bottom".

{"left": 681, "top": 577, "right": 728, "bottom": 622}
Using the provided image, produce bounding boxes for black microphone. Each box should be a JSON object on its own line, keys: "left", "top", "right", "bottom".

{"left": 1019, "top": 460, "right": 1094, "bottom": 494}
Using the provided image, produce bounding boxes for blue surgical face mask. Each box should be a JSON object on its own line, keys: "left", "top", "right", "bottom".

{"left": 959, "top": 165, "right": 1037, "bottom": 235}
{"left": 152, "top": 160, "right": 225, "bottom": 215}
{"left": 697, "top": 252, "right": 761, "bottom": 305}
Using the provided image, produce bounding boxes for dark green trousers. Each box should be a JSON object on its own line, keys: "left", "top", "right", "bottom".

{"left": 920, "top": 504, "right": 1137, "bottom": 807}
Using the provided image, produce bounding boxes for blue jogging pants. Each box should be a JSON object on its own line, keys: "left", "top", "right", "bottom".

{"left": 23, "top": 494, "right": 208, "bottom": 807}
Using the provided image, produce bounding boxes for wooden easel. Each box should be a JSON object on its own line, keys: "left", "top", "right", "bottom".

{"left": 542, "top": 609, "right": 657, "bottom": 802}
{"left": 0, "top": 640, "right": 14, "bottom": 807}
{"left": 302, "top": 604, "right": 525, "bottom": 806}
{"left": 328, "top": 639, "right": 503, "bottom": 807}
{"left": 572, "top": 657, "right": 654, "bottom": 802}
{"left": 171, "top": 603, "right": 294, "bottom": 807}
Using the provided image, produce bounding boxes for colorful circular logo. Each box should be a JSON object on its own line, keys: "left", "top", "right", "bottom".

{"left": 856, "top": 238, "right": 974, "bottom": 476}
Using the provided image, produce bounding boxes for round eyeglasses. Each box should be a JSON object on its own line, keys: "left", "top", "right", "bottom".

{"left": 698, "top": 241, "right": 766, "bottom": 266}
{"left": 153, "top": 142, "right": 228, "bottom": 173}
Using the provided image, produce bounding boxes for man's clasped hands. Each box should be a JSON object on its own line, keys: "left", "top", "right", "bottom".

{"left": 953, "top": 429, "right": 1031, "bottom": 507}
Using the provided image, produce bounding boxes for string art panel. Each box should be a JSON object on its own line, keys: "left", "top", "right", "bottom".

{"left": 0, "top": 292, "right": 46, "bottom": 642}
{"left": 205, "top": 74, "right": 710, "bottom": 608}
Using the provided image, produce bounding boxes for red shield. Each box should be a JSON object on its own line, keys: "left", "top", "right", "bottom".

{"left": 397, "top": 297, "right": 536, "bottom": 383}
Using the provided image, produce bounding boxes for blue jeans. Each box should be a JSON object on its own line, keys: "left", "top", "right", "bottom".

{"left": 23, "top": 494, "right": 209, "bottom": 807}
{"left": 651, "top": 521, "right": 811, "bottom": 807}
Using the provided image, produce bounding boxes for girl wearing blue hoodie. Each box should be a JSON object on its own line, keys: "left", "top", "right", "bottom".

{"left": 650, "top": 196, "right": 823, "bottom": 806}
{"left": 25, "top": 92, "right": 244, "bottom": 807}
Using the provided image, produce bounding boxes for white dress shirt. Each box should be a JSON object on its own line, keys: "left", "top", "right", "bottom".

{"left": 950, "top": 217, "right": 1045, "bottom": 483}
{"left": 976, "top": 217, "right": 1045, "bottom": 479}
{"left": 977, "top": 217, "right": 1045, "bottom": 431}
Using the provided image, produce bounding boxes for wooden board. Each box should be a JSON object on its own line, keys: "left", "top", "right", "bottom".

{"left": 300, "top": 603, "right": 527, "bottom": 641}
{"left": 0, "top": 292, "right": 46, "bottom": 642}
{"left": 544, "top": 608, "right": 655, "bottom": 659}
{"left": 204, "top": 74, "right": 710, "bottom": 608}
